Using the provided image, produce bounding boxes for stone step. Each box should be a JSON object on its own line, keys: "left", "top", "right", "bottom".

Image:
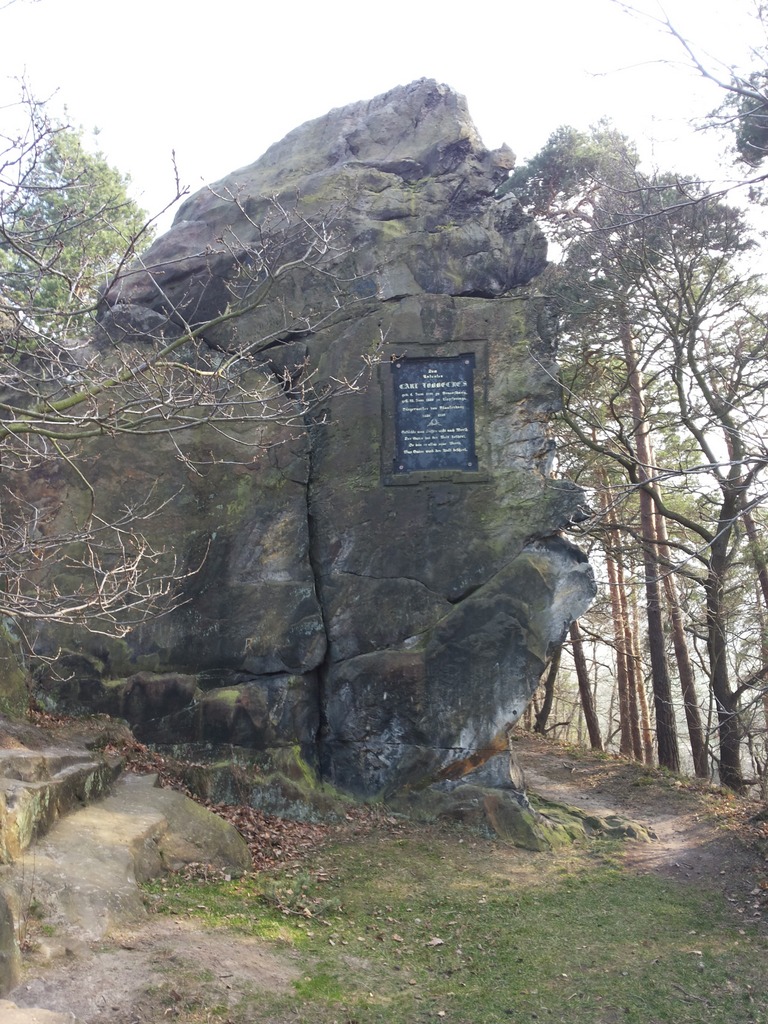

{"left": 1, "top": 771, "right": 251, "bottom": 1012}
{"left": 0, "top": 748, "right": 120, "bottom": 864}
{"left": 0, "top": 998, "right": 77, "bottom": 1023}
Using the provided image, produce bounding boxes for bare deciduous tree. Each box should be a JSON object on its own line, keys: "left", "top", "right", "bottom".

{"left": 0, "top": 86, "right": 369, "bottom": 643}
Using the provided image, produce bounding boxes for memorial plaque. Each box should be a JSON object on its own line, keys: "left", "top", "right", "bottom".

{"left": 391, "top": 354, "right": 477, "bottom": 473}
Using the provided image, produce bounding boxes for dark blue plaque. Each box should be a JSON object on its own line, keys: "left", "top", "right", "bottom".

{"left": 392, "top": 354, "right": 477, "bottom": 473}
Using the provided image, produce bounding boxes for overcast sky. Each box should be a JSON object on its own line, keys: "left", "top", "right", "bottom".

{"left": 2, "top": 0, "right": 761, "bottom": 230}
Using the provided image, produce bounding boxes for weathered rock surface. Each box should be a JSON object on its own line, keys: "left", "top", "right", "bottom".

{"left": 0, "top": 747, "right": 118, "bottom": 864}
{"left": 392, "top": 747, "right": 658, "bottom": 852}
{"left": 32, "top": 80, "right": 594, "bottom": 796}
{"left": 0, "top": 770, "right": 249, "bottom": 999}
{"left": 0, "top": 999, "right": 79, "bottom": 1023}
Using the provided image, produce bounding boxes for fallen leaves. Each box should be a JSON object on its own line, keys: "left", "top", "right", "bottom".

{"left": 104, "top": 736, "right": 338, "bottom": 872}
{"left": 208, "top": 801, "right": 332, "bottom": 873}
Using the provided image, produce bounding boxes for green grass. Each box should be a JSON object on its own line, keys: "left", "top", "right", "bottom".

{"left": 141, "top": 826, "right": 768, "bottom": 1024}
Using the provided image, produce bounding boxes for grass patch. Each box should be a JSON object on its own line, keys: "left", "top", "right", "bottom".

{"left": 141, "top": 824, "right": 768, "bottom": 1023}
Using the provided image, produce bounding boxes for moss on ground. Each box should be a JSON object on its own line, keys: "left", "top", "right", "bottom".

{"left": 141, "top": 819, "right": 768, "bottom": 1024}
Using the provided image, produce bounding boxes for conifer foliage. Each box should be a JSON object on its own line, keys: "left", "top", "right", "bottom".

{"left": 510, "top": 124, "right": 768, "bottom": 791}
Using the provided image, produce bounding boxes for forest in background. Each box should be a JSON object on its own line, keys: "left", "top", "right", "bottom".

{"left": 513, "top": 3, "right": 768, "bottom": 793}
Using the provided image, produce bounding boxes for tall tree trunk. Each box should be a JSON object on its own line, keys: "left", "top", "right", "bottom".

{"left": 569, "top": 620, "right": 603, "bottom": 750}
{"left": 745, "top": 511, "right": 768, "bottom": 608}
{"left": 625, "top": 663, "right": 645, "bottom": 762}
{"left": 534, "top": 648, "right": 562, "bottom": 735}
{"left": 600, "top": 484, "right": 640, "bottom": 758}
{"left": 654, "top": 506, "right": 709, "bottom": 777}
{"left": 707, "top": 511, "right": 744, "bottom": 790}
{"left": 673, "top": 333, "right": 748, "bottom": 789}
{"left": 629, "top": 582, "right": 655, "bottom": 763}
{"left": 620, "top": 318, "right": 680, "bottom": 772}
{"left": 522, "top": 699, "right": 534, "bottom": 732}
{"left": 744, "top": 510, "right": 768, "bottom": 735}
{"left": 706, "top": 576, "right": 743, "bottom": 789}
{"left": 618, "top": 561, "right": 645, "bottom": 760}
{"left": 605, "top": 546, "right": 635, "bottom": 756}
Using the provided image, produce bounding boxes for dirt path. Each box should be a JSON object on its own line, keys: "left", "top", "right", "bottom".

{"left": 512, "top": 733, "right": 767, "bottom": 897}
{"left": 7, "top": 734, "right": 767, "bottom": 1023}
{"left": 10, "top": 918, "right": 302, "bottom": 1022}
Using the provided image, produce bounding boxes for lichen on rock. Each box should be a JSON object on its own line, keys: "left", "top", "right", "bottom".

{"left": 31, "top": 79, "right": 595, "bottom": 797}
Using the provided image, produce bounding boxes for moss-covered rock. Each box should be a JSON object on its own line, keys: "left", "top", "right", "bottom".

{"left": 0, "top": 624, "right": 28, "bottom": 719}
{"left": 390, "top": 782, "right": 656, "bottom": 852}
{"left": 27, "top": 80, "right": 594, "bottom": 798}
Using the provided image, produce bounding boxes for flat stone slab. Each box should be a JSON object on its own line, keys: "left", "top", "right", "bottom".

{"left": 0, "top": 750, "right": 119, "bottom": 863}
{"left": 1, "top": 771, "right": 250, "bottom": 1008}
{"left": 9, "top": 773, "right": 250, "bottom": 944}
{"left": 0, "top": 999, "right": 80, "bottom": 1023}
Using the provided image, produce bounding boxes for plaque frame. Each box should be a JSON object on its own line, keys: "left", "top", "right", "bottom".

{"left": 380, "top": 343, "right": 489, "bottom": 486}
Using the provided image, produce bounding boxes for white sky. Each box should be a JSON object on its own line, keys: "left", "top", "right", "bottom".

{"left": 1, "top": 0, "right": 762, "bottom": 230}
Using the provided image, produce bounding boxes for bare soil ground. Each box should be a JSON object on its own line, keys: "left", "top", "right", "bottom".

{"left": 8, "top": 733, "right": 768, "bottom": 1023}
{"left": 12, "top": 918, "right": 302, "bottom": 1022}
{"left": 514, "top": 734, "right": 768, "bottom": 893}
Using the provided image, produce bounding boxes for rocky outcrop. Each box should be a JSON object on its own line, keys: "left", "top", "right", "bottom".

{"left": 0, "top": 714, "right": 251, "bottom": 997}
{"left": 0, "top": 767, "right": 250, "bottom": 1000}
{"left": 32, "top": 80, "right": 594, "bottom": 796}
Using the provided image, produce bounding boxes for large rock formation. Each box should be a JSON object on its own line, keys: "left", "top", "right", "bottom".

{"left": 33, "top": 80, "right": 595, "bottom": 797}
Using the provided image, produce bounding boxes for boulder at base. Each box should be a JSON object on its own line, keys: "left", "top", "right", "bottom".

{"left": 32, "top": 80, "right": 595, "bottom": 797}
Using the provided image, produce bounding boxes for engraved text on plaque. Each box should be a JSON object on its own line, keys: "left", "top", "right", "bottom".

{"left": 391, "top": 354, "right": 477, "bottom": 473}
